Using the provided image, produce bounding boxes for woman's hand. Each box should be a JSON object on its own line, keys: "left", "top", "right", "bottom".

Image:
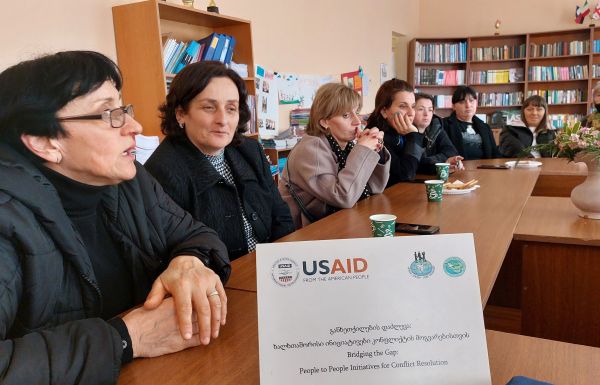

{"left": 356, "top": 127, "right": 384, "bottom": 152}
{"left": 143, "top": 255, "right": 227, "bottom": 345}
{"left": 390, "top": 111, "right": 418, "bottom": 136}
{"left": 447, "top": 155, "right": 465, "bottom": 172}
{"left": 123, "top": 297, "right": 202, "bottom": 358}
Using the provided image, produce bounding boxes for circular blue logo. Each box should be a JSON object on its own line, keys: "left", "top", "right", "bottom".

{"left": 443, "top": 257, "right": 466, "bottom": 277}
{"left": 409, "top": 260, "right": 434, "bottom": 278}
{"left": 271, "top": 258, "right": 299, "bottom": 287}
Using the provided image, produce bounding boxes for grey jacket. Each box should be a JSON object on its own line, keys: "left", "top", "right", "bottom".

{"left": 278, "top": 135, "right": 390, "bottom": 228}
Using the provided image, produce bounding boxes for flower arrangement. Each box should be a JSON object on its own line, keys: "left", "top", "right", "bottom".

{"left": 525, "top": 121, "right": 600, "bottom": 161}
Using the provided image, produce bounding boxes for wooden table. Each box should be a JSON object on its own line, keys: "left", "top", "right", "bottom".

{"left": 513, "top": 196, "right": 600, "bottom": 346}
{"left": 117, "top": 289, "right": 600, "bottom": 385}
{"left": 461, "top": 158, "right": 586, "bottom": 197}
{"left": 228, "top": 166, "right": 539, "bottom": 306}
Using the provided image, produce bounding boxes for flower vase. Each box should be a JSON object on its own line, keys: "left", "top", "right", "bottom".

{"left": 570, "top": 153, "right": 600, "bottom": 219}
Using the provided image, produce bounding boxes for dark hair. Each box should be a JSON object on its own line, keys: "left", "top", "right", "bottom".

{"left": 522, "top": 95, "right": 549, "bottom": 133}
{"left": 160, "top": 61, "right": 250, "bottom": 146}
{"left": 415, "top": 92, "right": 435, "bottom": 106}
{"left": 366, "top": 78, "right": 413, "bottom": 129}
{"left": 0, "top": 51, "right": 122, "bottom": 159}
{"left": 451, "top": 86, "right": 477, "bottom": 104}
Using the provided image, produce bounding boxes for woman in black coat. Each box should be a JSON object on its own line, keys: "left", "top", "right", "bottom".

{"left": 145, "top": 62, "right": 294, "bottom": 261}
{"left": 0, "top": 51, "right": 229, "bottom": 384}
{"left": 413, "top": 93, "right": 462, "bottom": 174}
{"left": 365, "top": 78, "right": 425, "bottom": 185}
{"left": 443, "top": 86, "right": 501, "bottom": 160}
{"left": 499, "top": 95, "right": 556, "bottom": 158}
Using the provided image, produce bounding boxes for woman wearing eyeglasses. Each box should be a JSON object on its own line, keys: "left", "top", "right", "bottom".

{"left": 0, "top": 51, "right": 230, "bottom": 384}
{"left": 365, "top": 78, "right": 425, "bottom": 185}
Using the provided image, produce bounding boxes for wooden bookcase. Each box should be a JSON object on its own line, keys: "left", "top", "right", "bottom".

{"left": 112, "top": 0, "right": 255, "bottom": 137}
{"left": 408, "top": 27, "right": 596, "bottom": 128}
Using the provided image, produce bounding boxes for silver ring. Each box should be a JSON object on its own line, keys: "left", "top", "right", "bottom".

{"left": 208, "top": 290, "right": 219, "bottom": 297}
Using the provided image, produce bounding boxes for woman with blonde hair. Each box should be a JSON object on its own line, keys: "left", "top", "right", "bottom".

{"left": 278, "top": 83, "right": 390, "bottom": 228}
{"left": 499, "top": 95, "right": 556, "bottom": 158}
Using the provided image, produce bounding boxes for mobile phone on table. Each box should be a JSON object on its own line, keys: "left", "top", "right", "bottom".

{"left": 477, "top": 164, "right": 509, "bottom": 170}
{"left": 395, "top": 223, "right": 440, "bottom": 235}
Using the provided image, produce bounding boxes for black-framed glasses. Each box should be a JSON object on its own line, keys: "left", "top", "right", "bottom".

{"left": 57, "top": 105, "right": 134, "bottom": 128}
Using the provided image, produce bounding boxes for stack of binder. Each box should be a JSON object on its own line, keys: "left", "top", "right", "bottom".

{"left": 162, "top": 32, "right": 237, "bottom": 75}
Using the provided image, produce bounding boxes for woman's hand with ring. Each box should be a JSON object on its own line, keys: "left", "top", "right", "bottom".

{"left": 143, "top": 255, "right": 227, "bottom": 345}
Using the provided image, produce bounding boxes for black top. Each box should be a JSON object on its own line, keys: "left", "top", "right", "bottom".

{"left": 457, "top": 119, "right": 484, "bottom": 160}
{"left": 443, "top": 112, "right": 501, "bottom": 160}
{"left": 417, "top": 115, "right": 459, "bottom": 174}
{"left": 145, "top": 135, "right": 295, "bottom": 260}
{"left": 40, "top": 166, "right": 133, "bottom": 320}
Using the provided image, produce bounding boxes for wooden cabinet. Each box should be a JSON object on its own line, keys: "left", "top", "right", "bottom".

{"left": 409, "top": 28, "right": 595, "bottom": 127}
{"left": 112, "top": 0, "right": 255, "bottom": 137}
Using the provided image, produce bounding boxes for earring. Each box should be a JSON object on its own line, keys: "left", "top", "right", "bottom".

{"left": 178, "top": 122, "right": 184, "bottom": 129}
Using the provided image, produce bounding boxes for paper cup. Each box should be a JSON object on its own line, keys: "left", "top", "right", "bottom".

{"left": 425, "top": 180, "right": 444, "bottom": 202}
{"left": 369, "top": 214, "right": 397, "bottom": 237}
{"left": 435, "top": 162, "right": 450, "bottom": 181}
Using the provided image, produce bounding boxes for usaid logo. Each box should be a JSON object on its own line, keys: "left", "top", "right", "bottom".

{"left": 271, "top": 258, "right": 300, "bottom": 287}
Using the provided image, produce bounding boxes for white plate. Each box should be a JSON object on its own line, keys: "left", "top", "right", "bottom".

{"left": 443, "top": 185, "right": 480, "bottom": 195}
{"left": 505, "top": 160, "right": 542, "bottom": 168}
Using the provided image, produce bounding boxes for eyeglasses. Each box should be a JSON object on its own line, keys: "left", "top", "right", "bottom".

{"left": 57, "top": 105, "right": 134, "bottom": 128}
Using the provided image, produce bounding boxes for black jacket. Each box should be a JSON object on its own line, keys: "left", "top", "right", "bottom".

{"left": 499, "top": 125, "right": 556, "bottom": 158}
{"left": 417, "top": 115, "right": 459, "bottom": 174}
{"left": 145, "top": 136, "right": 294, "bottom": 260}
{"left": 443, "top": 112, "right": 501, "bottom": 160}
{"left": 0, "top": 144, "right": 229, "bottom": 385}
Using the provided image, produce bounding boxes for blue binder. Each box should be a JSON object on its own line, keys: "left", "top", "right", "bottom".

{"left": 224, "top": 36, "right": 236, "bottom": 64}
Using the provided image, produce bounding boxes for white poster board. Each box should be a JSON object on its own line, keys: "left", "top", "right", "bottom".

{"left": 257, "top": 234, "right": 491, "bottom": 385}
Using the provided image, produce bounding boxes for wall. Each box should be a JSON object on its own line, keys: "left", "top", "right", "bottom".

{"left": 418, "top": 0, "right": 588, "bottom": 37}
{"left": 0, "top": 0, "right": 419, "bottom": 115}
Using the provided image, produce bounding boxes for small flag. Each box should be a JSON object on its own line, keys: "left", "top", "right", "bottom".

{"left": 576, "top": 0, "right": 591, "bottom": 24}
{"left": 592, "top": 1, "right": 600, "bottom": 19}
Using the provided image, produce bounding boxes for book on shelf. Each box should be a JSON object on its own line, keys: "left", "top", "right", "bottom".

{"left": 548, "top": 114, "right": 584, "bottom": 129}
{"left": 527, "top": 89, "right": 584, "bottom": 104}
{"left": 530, "top": 40, "right": 589, "bottom": 57}
{"left": 415, "top": 41, "right": 467, "bottom": 63}
{"left": 470, "top": 44, "right": 526, "bottom": 61}
{"left": 469, "top": 68, "right": 523, "bottom": 84}
{"left": 162, "top": 32, "right": 238, "bottom": 77}
{"left": 528, "top": 65, "right": 588, "bottom": 81}
{"left": 414, "top": 68, "right": 465, "bottom": 86}
{"left": 477, "top": 91, "right": 523, "bottom": 107}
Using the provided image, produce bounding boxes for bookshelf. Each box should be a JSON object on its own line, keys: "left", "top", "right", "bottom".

{"left": 112, "top": 0, "right": 255, "bottom": 137}
{"left": 409, "top": 28, "right": 597, "bottom": 128}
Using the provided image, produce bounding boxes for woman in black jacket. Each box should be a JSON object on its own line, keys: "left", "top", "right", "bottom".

{"left": 443, "top": 86, "right": 501, "bottom": 160}
{"left": 365, "top": 78, "right": 425, "bottom": 185}
{"left": 413, "top": 93, "right": 462, "bottom": 174}
{"left": 145, "top": 62, "right": 294, "bottom": 260}
{"left": 499, "top": 95, "right": 556, "bottom": 158}
{"left": 0, "top": 51, "right": 230, "bottom": 384}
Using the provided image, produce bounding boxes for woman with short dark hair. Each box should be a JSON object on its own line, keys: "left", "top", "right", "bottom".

{"left": 145, "top": 61, "right": 294, "bottom": 258}
{"left": 443, "top": 86, "right": 501, "bottom": 160}
{"left": 366, "top": 78, "right": 424, "bottom": 185}
{"left": 413, "top": 93, "right": 462, "bottom": 174}
{"left": 499, "top": 95, "right": 556, "bottom": 158}
{"left": 0, "top": 51, "right": 230, "bottom": 384}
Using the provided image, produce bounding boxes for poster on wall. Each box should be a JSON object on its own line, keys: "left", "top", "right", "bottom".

{"left": 341, "top": 68, "right": 363, "bottom": 97}
{"left": 256, "top": 65, "right": 279, "bottom": 138}
{"left": 275, "top": 72, "right": 335, "bottom": 108}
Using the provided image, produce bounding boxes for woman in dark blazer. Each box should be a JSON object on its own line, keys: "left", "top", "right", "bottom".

{"left": 499, "top": 95, "right": 556, "bottom": 158}
{"left": 145, "top": 62, "right": 294, "bottom": 260}
{"left": 443, "top": 86, "right": 501, "bottom": 160}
